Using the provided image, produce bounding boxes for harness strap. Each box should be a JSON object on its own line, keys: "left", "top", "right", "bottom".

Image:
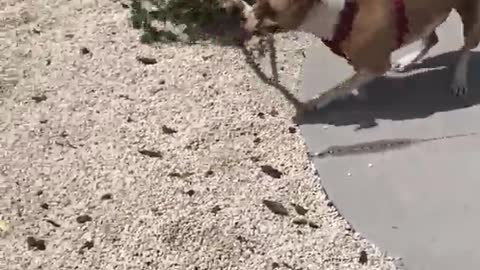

{"left": 321, "top": 0, "right": 358, "bottom": 61}
{"left": 321, "top": 0, "right": 409, "bottom": 62}
{"left": 394, "top": 0, "right": 409, "bottom": 46}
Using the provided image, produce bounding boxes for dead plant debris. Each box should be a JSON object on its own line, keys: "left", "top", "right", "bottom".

{"left": 262, "top": 200, "right": 288, "bottom": 216}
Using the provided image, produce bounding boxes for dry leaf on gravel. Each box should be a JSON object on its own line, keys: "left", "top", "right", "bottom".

{"left": 76, "top": 215, "right": 92, "bottom": 224}
{"left": 168, "top": 172, "right": 194, "bottom": 178}
{"left": 262, "top": 200, "right": 289, "bottom": 216}
{"left": 270, "top": 109, "right": 279, "bottom": 116}
{"left": 80, "top": 47, "right": 91, "bottom": 55}
{"left": 45, "top": 219, "right": 61, "bottom": 228}
{"left": 261, "top": 165, "right": 283, "bottom": 178}
{"left": 292, "top": 217, "right": 308, "bottom": 225}
{"left": 136, "top": 56, "right": 157, "bottom": 65}
{"left": 162, "top": 125, "right": 177, "bottom": 134}
{"left": 138, "top": 149, "right": 163, "bottom": 158}
{"left": 26, "top": 237, "right": 46, "bottom": 251}
{"left": 31, "top": 95, "right": 47, "bottom": 103}
{"left": 359, "top": 250, "right": 368, "bottom": 264}
{"left": 308, "top": 221, "right": 320, "bottom": 229}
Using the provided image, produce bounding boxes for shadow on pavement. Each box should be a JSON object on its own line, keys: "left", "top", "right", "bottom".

{"left": 299, "top": 51, "right": 480, "bottom": 129}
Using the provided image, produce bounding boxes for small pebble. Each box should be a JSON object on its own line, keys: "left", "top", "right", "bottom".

{"left": 204, "top": 170, "right": 214, "bottom": 177}
{"left": 0, "top": 220, "right": 11, "bottom": 233}
{"left": 76, "top": 215, "right": 92, "bottom": 224}
{"left": 308, "top": 221, "right": 320, "bottom": 229}
{"left": 100, "top": 193, "right": 113, "bottom": 200}
{"left": 250, "top": 156, "right": 260, "bottom": 162}
{"left": 359, "top": 250, "right": 368, "bottom": 264}
{"left": 368, "top": 163, "right": 373, "bottom": 168}
{"left": 292, "top": 217, "right": 308, "bottom": 225}
{"left": 291, "top": 203, "right": 308, "bottom": 215}
{"left": 80, "top": 47, "right": 91, "bottom": 55}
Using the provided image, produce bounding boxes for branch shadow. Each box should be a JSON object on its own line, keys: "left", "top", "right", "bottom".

{"left": 299, "top": 51, "right": 480, "bottom": 129}
{"left": 241, "top": 36, "right": 305, "bottom": 114}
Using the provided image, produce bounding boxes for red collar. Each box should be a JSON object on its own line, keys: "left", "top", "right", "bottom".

{"left": 321, "top": 0, "right": 409, "bottom": 62}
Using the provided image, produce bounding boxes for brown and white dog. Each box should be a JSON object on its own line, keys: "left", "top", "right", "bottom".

{"left": 225, "top": 0, "right": 480, "bottom": 110}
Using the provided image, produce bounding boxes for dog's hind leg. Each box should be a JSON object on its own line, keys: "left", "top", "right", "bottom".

{"left": 392, "top": 31, "right": 439, "bottom": 71}
{"left": 452, "top": 0, "right": 480, "bottom": 96}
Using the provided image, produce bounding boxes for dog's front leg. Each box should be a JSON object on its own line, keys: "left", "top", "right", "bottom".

{"left": 304, "top": 70, "right": 378, "bottom": 110}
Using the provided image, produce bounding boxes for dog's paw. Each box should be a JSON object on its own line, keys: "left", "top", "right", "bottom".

{"left": 451, "top": 80, "right": 468, "bottom": 96}
{"left": 299, "top": 101, "right": 316, "bottom": 112}
{"left": 307, "top": 93, "right": 335, "bottom": 110}
{"left": 392, "top": 60, "right": 420, "bottom": 72}
{"left": 392, "top": 51, "right": 422, "bottom": 72}
{"left": 392, "top": 62, "right": 410, "bottom": 72}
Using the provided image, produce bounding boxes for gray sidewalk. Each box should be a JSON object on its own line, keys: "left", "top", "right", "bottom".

{"left": 299, "top": 12, "right": 480, "bottom": 270}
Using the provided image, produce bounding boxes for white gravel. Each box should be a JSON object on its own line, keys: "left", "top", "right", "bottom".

{"left": 0, "top": 0, "right": 400, "bottom": 269}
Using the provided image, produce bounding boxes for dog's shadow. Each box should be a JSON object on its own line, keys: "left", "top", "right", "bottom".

{"left": 299, "top": 51, "right": 480, "bottom": 129}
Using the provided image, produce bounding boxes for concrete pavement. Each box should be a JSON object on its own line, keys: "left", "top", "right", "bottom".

{"left": 299, "top": 12, "right": 480, "bottom": 270}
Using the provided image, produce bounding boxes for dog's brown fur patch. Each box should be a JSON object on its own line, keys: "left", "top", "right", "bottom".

{"left": 249, "top": 0, "right": 479, "bottom": 73}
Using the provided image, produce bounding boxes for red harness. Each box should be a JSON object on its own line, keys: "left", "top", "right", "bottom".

{"left": 321, "top": 0, "right": 409, "bottom": 62}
